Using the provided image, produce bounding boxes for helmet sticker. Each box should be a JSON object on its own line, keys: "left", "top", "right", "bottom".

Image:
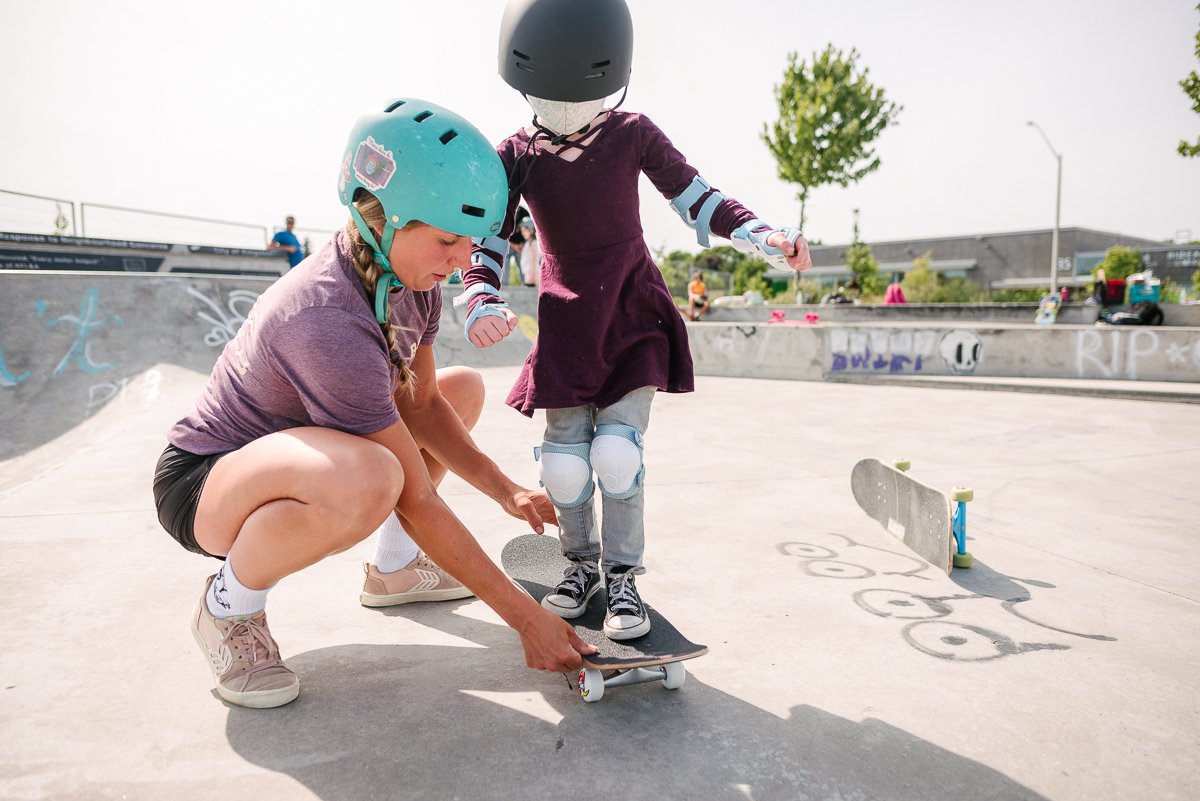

{"left": 353, "top": 136, "right": 397, "bottom": 192}
{"left": 338, "top": 152, "right": 352, "bottom": 196}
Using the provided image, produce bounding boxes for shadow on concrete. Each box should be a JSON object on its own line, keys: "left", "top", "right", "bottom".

{"left": 224, "top": 604, "right": 1048, "bottom": 801}
{"left": 777, "top": 532, "right": 1116, "bottom": 663}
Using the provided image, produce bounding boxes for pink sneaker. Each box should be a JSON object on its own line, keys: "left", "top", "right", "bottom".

{"left": 191, "top": 575, "right": 299, "bottom": 708}
{"left": 360, "top": 555, "right": 475, "bottom": 607}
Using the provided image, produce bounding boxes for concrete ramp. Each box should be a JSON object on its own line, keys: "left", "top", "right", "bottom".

{"left": 0, "top": 272, "right": 538, "bottom": 459}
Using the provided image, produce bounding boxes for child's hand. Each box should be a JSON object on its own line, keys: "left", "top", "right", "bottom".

{"left": 767, "top": 230, "right": 812, "bottom": 272}
{"left": 468, "top": 308, "right": 518, "bottom": 348}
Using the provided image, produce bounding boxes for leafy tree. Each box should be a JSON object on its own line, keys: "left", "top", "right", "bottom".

{"left": 1192, "top": 268, "right": 1200, "bottom": 289}
{"left": 694, "top": 245, "right": 768, "bottom": 296}
{"left": 1090, "top": 246, "right": 1143, "bottom": 282}
{"left": 901, "top": 251, "right": 938, "bottom": 302}
{"left": 761, "top": 45, "right": 902, "bottom": 229}
{"left": 654, "top": 247, "right": 695, "bottom": 301}
{"left": 1181, "top": 4, "right": 1200, "bottom": 158}
{"left": 844, "top": 212, "right": 885, "bottom": 296}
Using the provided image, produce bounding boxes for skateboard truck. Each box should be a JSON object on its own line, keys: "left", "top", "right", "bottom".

{"left": 893, "top": 459, "right": 974, "bottom": 569}
{"left": 577, "top": 663, "right": 686, "bottom": 703}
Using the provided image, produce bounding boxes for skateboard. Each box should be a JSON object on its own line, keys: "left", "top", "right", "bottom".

{"left": 500, "top": 534, "right": 707, "bottom": 702}
{"left": 850, "top": 458, "right": 974, "bottom": 574}
{"left": 1035, "top": 293, "right": 1061, "bottom": 324}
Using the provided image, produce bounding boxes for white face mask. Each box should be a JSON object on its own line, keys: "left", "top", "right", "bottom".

{"left": 527, "top": 95, "right": 605, "bottom": 137}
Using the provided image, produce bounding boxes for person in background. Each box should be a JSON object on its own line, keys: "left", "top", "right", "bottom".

{"left": 688, "top": 271, "right": 711, "bottom": 320}
{"left": 268, "top": 216, "right": 305, "bottom": 269}
{"left": 518, "top": 218, "right": 541, "bottom": 287}
{"left": 884, "top": 274, "right": 907, "bottom": 304}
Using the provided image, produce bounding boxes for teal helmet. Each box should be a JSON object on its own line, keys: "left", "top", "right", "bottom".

{"left": 338, "top": 98, "right": 508, "bottom": 321}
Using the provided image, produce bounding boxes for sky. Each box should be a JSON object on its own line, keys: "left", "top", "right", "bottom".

{"left": 2, "top": 0, "right": 1198, "bottom": 253}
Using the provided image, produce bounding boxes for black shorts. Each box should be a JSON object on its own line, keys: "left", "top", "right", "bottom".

{"left": 153, "top": 443, "right": 227, "bottom": 559}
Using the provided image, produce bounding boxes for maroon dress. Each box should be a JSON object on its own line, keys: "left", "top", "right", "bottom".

{"left": 464, "top": 111, "right": 759, "bottom": 417}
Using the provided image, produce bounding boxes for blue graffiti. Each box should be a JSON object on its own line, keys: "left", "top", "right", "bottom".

{"left": 832, "top": 348, "right": 924, "bottom": 374}
{"left": 0, "top": 351, "right": 30, "bottom": 387}
{"left": 41, "top": 288, "right": 123, "bottom": 377}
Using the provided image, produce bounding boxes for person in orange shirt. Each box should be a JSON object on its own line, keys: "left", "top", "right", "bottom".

{"left": 688, "top": 271, "right": 711, "bottom": 321}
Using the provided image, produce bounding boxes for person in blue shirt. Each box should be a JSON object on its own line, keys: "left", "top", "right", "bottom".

{"left": 268, "top": 216, "right": 305, "bottom": 269}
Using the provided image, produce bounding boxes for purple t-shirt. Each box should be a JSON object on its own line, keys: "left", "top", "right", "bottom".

{"left": 169, "top": 230, "right": 440, "bottom": 455}
{"left": 463, "top": 111, "right": 759, "bottom": 416}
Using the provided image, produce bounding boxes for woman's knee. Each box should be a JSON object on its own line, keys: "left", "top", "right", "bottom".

{"left": 437, "top": 366, "right": 485, "bottom": 429}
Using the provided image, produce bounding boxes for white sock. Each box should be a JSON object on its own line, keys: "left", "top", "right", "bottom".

{"left": 372, "top": 512, "right": 419, "bottom": 573}
{"left": 206, "top": 558, "right": 271, "bottom": 619}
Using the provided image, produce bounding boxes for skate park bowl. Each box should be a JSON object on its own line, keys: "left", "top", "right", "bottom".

{"left": 2, "top": 269, "right": 1199, "bottom": 801}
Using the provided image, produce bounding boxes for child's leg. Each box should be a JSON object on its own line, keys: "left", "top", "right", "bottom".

{"left": 541, "top": 405, "right": 599, "bottom": 559}
{"left": 539, "top": 405, "right": 602, "bottom": 618}
{"left": 593, "top": 386, "right": 656, "bottom": 572}
{"left": 593, "top": 386, "right": 656, "bottom": 640}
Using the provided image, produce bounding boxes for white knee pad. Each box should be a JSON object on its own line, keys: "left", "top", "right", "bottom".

{"left": 534, "top": 441, "right": 594, "bottom": 509}
{"left": 591, "top": 423, "right": 644, "bottom": 500}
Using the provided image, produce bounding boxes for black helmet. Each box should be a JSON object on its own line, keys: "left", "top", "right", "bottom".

{"left": 498, "top": 0, "right": 633, "bottom": 102}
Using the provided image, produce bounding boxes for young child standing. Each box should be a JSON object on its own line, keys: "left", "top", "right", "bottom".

{"left": 460, "top": 0, "right": 811, "bottom": 640}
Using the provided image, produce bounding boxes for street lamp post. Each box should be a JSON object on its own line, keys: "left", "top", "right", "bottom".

{"left": 1027, "top": 121, "right": 1062, "bottom": 295}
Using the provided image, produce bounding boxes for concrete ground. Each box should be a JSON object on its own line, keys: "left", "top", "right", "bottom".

{"left": 1, "top": 364, "right": 1197, "bottom": 801}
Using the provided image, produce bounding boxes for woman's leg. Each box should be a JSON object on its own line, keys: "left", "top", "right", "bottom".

{"left": 423, "top": 365, "right": 484, "bottom": 487}
{"left": 361, "top": 366, "right": 484, "bottom": 604}
{"left": 195, "top": 426, "right": 403, "bottom": 590}
{"left": 189, "top": 425, "right": 400, "bottom": 708}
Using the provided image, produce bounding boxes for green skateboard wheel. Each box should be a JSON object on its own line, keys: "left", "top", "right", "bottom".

{"left": 892, "top": 459, "right": 911, "bottom": 472}
{"left": 951, "top": 487, "right": 973, "bottom": 502}
{"left": 953, "top": 551, "right": 973, "bottom": 569}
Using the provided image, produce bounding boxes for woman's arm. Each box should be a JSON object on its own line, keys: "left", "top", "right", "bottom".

{"left": 362, "top": 410, "right": 590, "bottom": 671}
{"left": 395, "top": 345, "right": 555, "bottom": 531}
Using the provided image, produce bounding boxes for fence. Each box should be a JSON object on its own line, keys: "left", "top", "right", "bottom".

{"left": 80, "top": 202, "right": 268, "bottom": 249}
{"left": 1, "top": 188, "right": 289, "bottom": 249}
{"left": 0, "top": 190, "right": 77, "bottom": 236}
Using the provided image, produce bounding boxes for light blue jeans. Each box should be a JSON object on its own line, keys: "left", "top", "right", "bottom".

{"left": 543, "top": 386, "right": 656, "bottom": 573}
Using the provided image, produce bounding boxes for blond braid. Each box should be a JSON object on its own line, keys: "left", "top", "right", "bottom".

{"left": 345, "top": 194, "right": 418, "bottom": 398}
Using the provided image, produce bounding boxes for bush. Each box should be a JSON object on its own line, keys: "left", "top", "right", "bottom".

{"left": 1090, "top": 246, "right": 1143, "bottom": 282}
{"left": 989, "top": 288, "right": 1049, "bottom": 302}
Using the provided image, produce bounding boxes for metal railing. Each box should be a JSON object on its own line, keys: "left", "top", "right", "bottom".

{"left": 0, "top": 190, "right": 77, "bottom": 236}
{"left": 81, "top": 202, "right": 268, "bottom": 249}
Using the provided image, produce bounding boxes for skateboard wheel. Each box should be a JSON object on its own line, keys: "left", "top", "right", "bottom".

{"left": 892, "top": 459, "right": 911, "bottom": 472}
{"left": 953, "top": 551, "right": 973, "bottom": 569}
{"left": 662, "top": 661, "right": 686, "bottom": 690}
{"left": 578, "top": 668, "right": 604, "bottom": 702}
{"left": 951, "top": 487, "right": 973, "bottom": 502}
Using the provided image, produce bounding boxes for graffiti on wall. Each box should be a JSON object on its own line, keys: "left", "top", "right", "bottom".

{"left": 0, "top": 287, "right": 123, "bottom": 389}
{"left": 829, "top": 328, "right": 984, "bottom": 376}
{"left": 1076, "top": 328, "right": 1200, "bottom": 380}
{"left": 187, "top": 286, "right": 260, "bottom": 347}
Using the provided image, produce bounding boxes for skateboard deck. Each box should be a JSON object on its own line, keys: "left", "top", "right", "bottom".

{"left": 851, "top": 458, "right": 954, "bottom": 574}
{"left": 1035, "top": 293, "right": 1061, "bottom": 324}
{"left": 500, "top": 534, "right": 707, "bottom": 671}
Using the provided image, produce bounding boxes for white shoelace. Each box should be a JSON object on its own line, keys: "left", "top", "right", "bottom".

{"left": 557, "top": 560, "right": 599, "bottom": 597}
{"left": 606, "top": 566, "right": 647, "bottom": 615}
